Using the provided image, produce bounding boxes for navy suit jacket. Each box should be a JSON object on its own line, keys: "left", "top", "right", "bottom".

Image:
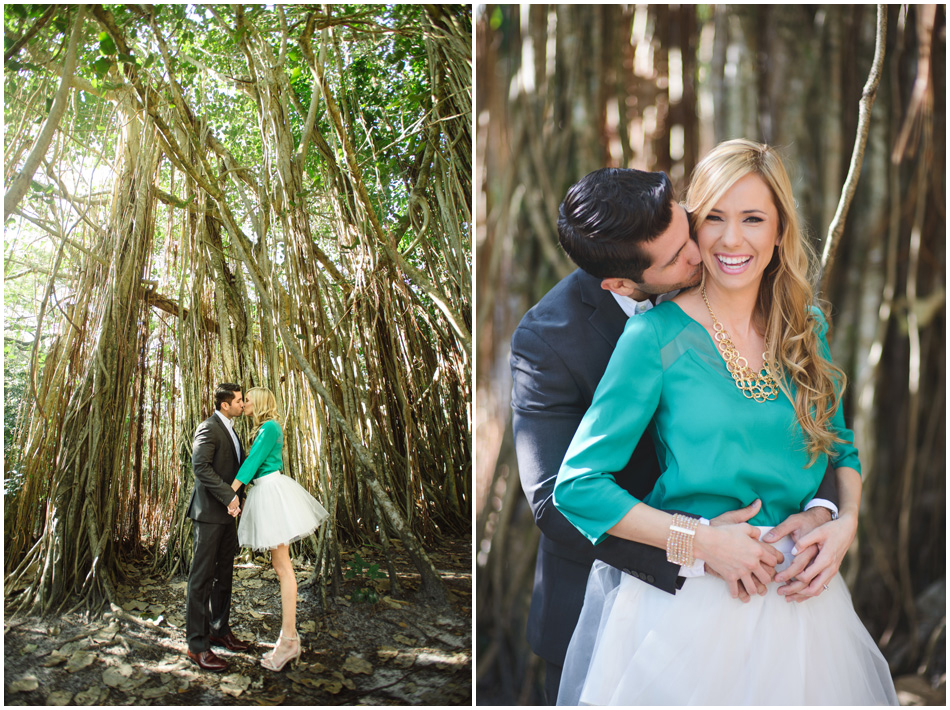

{"left": 188, "top": 413, "right": 245, "bottom": 524}
{"left": 510, "top": 268, "right": 837, "bottom": 668}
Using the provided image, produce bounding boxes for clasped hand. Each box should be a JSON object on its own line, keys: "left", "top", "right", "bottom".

{"left": 227, "top": 495, "right": 241, "bottom": 517}
{"left": 702, "top": 502, "right": 847, "bottom": 603}
{"left": 766, "top": 510, "right": 856, "bottom": 602}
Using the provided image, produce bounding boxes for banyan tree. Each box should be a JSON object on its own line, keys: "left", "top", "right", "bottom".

{"left": 4, "top": 4, "right": 472, "bottom": 614}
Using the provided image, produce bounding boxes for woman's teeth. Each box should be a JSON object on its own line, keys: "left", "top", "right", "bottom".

{"left": 717, "top": 255, "right": 751, "bottom": 266}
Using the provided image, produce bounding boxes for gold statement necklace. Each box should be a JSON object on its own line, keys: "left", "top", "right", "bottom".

{"left": 701, "top": 284, "right": 778, "bottom": 402}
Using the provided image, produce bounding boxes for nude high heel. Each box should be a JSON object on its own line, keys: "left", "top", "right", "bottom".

{"left": 261, "top": 630, "right": 301, "bottom": 671}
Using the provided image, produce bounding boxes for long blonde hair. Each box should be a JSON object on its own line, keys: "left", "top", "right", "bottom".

{"left": 244, "top": 386, "right": 282, "bottom": 441}
{"left": 685, "top": 139, "right": 846, "bottom": 463}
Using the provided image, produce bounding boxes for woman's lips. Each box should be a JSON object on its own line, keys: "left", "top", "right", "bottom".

{"left": 715, "top": 254, "right": 752, "bottom": 274}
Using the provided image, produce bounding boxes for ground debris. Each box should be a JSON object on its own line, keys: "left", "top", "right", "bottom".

{"left": 4, "top": 537, "right": 471, "bottom": 706}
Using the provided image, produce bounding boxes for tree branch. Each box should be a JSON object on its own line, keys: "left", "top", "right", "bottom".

{"left": 4, "top": 5, "right": 59, "bottom": 63}
{"left": 4, "top": 5, "right": 86, "bottom": 221}
{"left": 818, "top": 5, "right": 887, "bottom": 288}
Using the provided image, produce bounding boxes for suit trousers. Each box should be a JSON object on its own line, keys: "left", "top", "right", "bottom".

{"left": 186, "top": 518, "right": 238, "bottom": 653}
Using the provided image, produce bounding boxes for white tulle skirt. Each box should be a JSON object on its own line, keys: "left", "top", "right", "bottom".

{"left": 237, "top": 473, "right": 329, "bottom": 551}
{"left": 558, "top": 527, "right": 898, "bottom": 706}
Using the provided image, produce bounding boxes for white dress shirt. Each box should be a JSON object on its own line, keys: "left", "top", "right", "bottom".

{"left": 215, "top": 410, "right": 242, "bottom": 464}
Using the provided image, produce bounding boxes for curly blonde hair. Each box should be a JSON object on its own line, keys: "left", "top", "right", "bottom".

{"left": 244, "top": 386, "right": 282, "bottom": 441}
{"left": 685, "top": 139, "right": 846, "bottom": 463}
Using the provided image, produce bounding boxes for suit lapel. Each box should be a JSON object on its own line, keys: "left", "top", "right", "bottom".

{"left": 577, "top": 270, "right": 628, "bottom": 348}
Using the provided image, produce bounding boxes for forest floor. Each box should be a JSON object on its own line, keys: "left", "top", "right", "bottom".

{"left": 4, "top": 536, "right": 471, "bottom": 706}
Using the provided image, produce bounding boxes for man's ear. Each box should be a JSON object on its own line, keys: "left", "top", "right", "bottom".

{"left": 600, "top": 278, "right": 639, "bottom": 297}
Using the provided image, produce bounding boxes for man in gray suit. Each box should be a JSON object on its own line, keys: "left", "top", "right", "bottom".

{"left": 510, "top": 168, "right": 839, "bottom": 703}
{"left": 185, "top": 383, "right": 251, "bottom": 671}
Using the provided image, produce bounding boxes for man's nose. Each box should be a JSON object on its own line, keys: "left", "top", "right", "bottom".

{"left": 685, "top": 237, "right": 702, "bottom": 265}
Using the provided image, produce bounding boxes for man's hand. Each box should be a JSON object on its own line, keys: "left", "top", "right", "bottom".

{"left": 227, "top": 495, "right": 241, "bottom": 517}
{"left": 705, "top": 499, "right": 774, "bottom": 601}
{"left": 772, "top": 511, "right": 857, "bottom": 602}
{"left": 696, "top": 500, "right": 783, "bottom": 603}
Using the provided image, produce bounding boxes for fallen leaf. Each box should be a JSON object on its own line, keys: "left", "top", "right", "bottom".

{"left": 342, "top": 655, "right": 373, "bottom": 675}
{"left": 23, "top": 643, "right": 39, "bottom": 653}
{"left": 299, "top": 620, "right": 316, "bottom": 633}
{"left": 73, "top": 686, "right": 104, "bottom": 706}
{"left": 43, "top": 650, "right": 68, "bottom": 666}
{"left": 46, "top": 690, "right": 73, "bottom": 705}
{"left": 66, "top": 650, "right": 96, "bottom": 672}
{"left": 10, "top": 674, "right": 39, "bottom": 692}
{"left": 256, "top": 692, "right": 287, "bottom": 705}
{"left": 102, "top": 661, "right": 143, "bottom": 691}
{"left": 140, "top": 684, "right": 173, "bottom": 700}
{"left": 315, "top": 679, "right": 343, "bottom": 694}
{"left": 393, "top": 633, "right": 415, "bottom": 646}
{"left": 220, "top": 672, "right": 251, "bottom": 697}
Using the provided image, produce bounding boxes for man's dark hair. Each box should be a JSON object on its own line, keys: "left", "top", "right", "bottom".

{"left": 557, "top": 168, "right": 674, "bottom": 281}
{"left": 215, "top": 383, "right": 242, "bottom": 410}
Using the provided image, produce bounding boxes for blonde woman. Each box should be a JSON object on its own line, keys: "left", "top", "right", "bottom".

{"left": 230, "top": 386, "right": 328, "bottom": 672}
{"left": 553, "top": 140, "right": 897, "bottom": 704}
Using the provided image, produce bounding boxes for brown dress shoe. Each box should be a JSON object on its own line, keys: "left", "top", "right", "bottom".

{"left": 210, "top": 631, "right": 250, "bottom": 652}
{"left": 187, "top": 648, "right": 228, "bottom": 672}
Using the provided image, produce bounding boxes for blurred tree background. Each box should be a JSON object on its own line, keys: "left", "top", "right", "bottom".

{"left": 4, "top": 4, "right": 471, "bottom": 614}
{"left": 475, "top": 4, "right": 944, "bottom": 705}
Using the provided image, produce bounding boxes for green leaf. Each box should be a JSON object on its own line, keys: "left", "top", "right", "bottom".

{"left": 99, "top": 32, "right": 117, "bottom": 56}
{"left": 93, "top": 56, "right": 113, "bottom": 79}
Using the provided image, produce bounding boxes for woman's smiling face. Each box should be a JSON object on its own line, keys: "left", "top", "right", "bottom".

{"left": 695, "top": 172, "right": 780, "bottom": 296}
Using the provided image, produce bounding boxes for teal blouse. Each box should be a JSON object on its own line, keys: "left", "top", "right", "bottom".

{"left": 236, "top": 420, "right": 284, "bottom": 485}
{"left": 553, "top": 301, "right": 860, "bottom": 545}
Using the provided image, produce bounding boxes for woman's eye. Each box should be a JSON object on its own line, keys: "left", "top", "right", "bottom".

{"left": 705, "top": 215, "right": 722, "bottom": 223}
{"left": 745, "top": 216, "right": 763, "bottom": 223}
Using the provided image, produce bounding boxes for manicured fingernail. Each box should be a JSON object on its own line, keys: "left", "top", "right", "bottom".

{"left": 791, "top": 546, "right": 799, "bottom": 555}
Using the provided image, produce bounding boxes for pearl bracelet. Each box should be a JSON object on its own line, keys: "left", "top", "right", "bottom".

{"left": 666, "top": 513, "right": 699, "bottom": 566}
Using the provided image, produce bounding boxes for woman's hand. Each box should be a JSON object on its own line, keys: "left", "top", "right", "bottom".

{"left": 694, "top": 515, "right": 784, "bottom": 603}
{"left": 760, "top": 506, "right": 831, "bottom": 593}
{"left": 772, "top": 512, "right": 858, "bottom": 602}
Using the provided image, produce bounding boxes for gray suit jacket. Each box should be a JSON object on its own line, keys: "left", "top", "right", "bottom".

{"left": 188, "top": 413, "right": 245, "bottom": 524}
{"left": 510, "top": 268, "right": 838, "bottom": 667}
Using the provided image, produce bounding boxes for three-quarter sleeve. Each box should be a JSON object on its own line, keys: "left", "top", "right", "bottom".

{"left": 554, "top": 314, "right": 664, "bottom": 544}
{"left": 236, "top": 420, "right": 281, "bottom": 485}
{"left": 811, "top": 307, "right": 862, "bottom": 475}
